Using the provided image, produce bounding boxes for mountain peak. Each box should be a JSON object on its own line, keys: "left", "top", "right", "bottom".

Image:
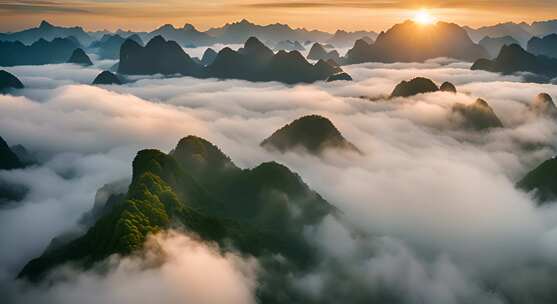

{"left": 0, "top": 70, "right": 25, "bottom": 91}
{"left": 451, "top": 98, "right": 503, "bottom": 130}
{"left": 67, "top": 48, "right": 93, "bottom": 66}
{"left": 183, "top": 23, "right": 196, "bottom": 31}
{"left": 171, "top": 135, "right": 237, "bottom": 174}
{"left": 92, "top": 71, "right": 121, "bottom": 85}
{"left": 390, "top": 77, "right": 439, "bottom": 98}
{"left": 39, "top": 20, "right": 54, "bottom": 29}
{"left": 146, "top": 35, "right": 167, "bottom": 47}
{"left": 261, "top": 115, "right": 361, "bottom": 155}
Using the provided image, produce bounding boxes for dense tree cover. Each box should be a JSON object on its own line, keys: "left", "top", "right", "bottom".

{"left": 19, "top": 137, "right": 336, "bottom": 293}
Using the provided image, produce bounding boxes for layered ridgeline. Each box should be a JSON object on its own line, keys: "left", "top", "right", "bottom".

{"left": 527, "top": 34, "right": 557, "bottom": 59}
{"left": 0, "top": 37, "right": 81, "bottom": 66}
{"left": 118, "top": 36, "right": 345, "bottom": 84}
{"left": 479, "top": 36, "right": 521, "bottom": 58}
{"left": 145, "top": 23, "right": 215, "bottom": 47}
{"left": 18, "top": 136, "right": 337, "bottom": 294}
{"left": 472, "top": 44, "right": 557, "bottom": 80}
{"left": 0, "top": 20, "right": 92, "bottom": 45}
{"left": 0, "top": 70, "right": 24, "bottom": 92}
{"left": 274, "top": 40, "right": 305, "bottom": 51}
{"left": 205, "top": 19, "right": 332, "bottom": 45}
{"left": 307, "top": 43, "right": 341, "bottom": 64}
{"left": 465, "top": 20, "right": 557, "bottom": 46}
{"left": 344, "top": 21, "right": 488, "bottom": 64}
{"left": 326, "top": 30, "right": 376, "bottom": 48}
{"left": 261, "top": 115, "right": 361, "bottom": 155}
{"left": 89, "top": 34, "right": 143, "bottom": 59}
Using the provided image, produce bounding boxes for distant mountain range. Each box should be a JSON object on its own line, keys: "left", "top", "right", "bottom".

{"left": 118, "top": 36, "right": 344, "bottom": 84}
{"left": 465, "top": 20, "right": 557, "bottom": 46}
{"left": 472, "top": 44, "right": 557, "bottom": 81}
{"left": 343, "top": 21, "right": 488, "bottom": 64}
{"left": 0, "top": 37, "right": 80, "bottom": 66}
{"left": 0, "top": 20, "right": 377, "bottom": 51}
{"left": 89, "top": 34, "right": 143, "bottom": 59}
{"left": 206, "top": 19, "right": 331, "bottom": 45}
{"left": 527, "top": 34, "right": 557, "bottom": 58}
{"left": 0, "top": 21, "right": 92, "bottom": 45}
{"left": 479, "top": 36, "right": 521, "bottom": 58}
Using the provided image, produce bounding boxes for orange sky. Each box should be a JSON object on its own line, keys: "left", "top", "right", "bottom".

{"left": 1, "top": 0, "right": 557, "bottom": 32}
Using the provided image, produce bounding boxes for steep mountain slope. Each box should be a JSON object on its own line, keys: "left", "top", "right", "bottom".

{"left": 18, "top": 136, "right": 335, "bottom": 284}
{"left": 67, "top": 48, "right": 92, "bottom": 66}
{"left": 518, "top": 158, "right": 557, "bottom": 204}
{"left": 451, "top": 99, "right": 504, "bottom": 130}
{"left": 0, "top": 70, "right": 24, "bottom": 92}
{"left": 479, "top": 36, "right": 521, "bottom": 58}
{"left": 261, "top": 115, "right": 361, "bottom": 155}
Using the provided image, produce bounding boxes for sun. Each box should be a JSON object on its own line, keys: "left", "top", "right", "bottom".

{"left": 414, "top": 9, "right": 435, "bottom": 25}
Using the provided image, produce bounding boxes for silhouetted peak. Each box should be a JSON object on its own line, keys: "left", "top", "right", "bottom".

{"left": 390, "top": 77, "right": 439, "bottom": 98}
{"left": 452, "top": 98, "right": 503, "bottom": 130}
{"left": 327, "top": 72, "right": 353, "bottom": 82}
{"left": 201, "top": 48, "right": 218, "bottom": 65}
{"left": 243, "top": 37, "right": 272, "bottom": 53}
{"left": 121, "top": 37, "right": 142, "bottom": 50}
{"left": 0, "top": 136, "right": 24, "bottom": 170}
{"left": 353, "top": 38, "right": 371, "bottom": 48}
{"left": 440, "top": 81, "right": 457, "bottom": 93}
{"left": 158, "top": 24, "right": 176, "bottom": 31}
{"left": 0, "top": 70, "right": 24, "bottom": 91}
{"left": 183, "top": 23, "right": 197, "bottom": 31}
{"left": 517, "top": 157, "right": 557, "bottom": 204}
{"left": 39, "top": 20, "right": 54, "bottom": 29}
{"left": 261, "top": 115, "right": 361, "bottom": 155}
{"left": 497, "top": 43, "right": 530, "bottom": 59}
{"left": 67, "top": 48, "right": 92, "bottom": 66}
{"left": 146, "top": 35, "right": 167, "bottom": 47}
{"left": 92, "top": 71, "right": 121, "bottom": 85}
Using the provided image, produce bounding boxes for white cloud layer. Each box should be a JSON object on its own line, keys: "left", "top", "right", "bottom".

{"left": 2, "top": 59, "right": 557, "bottom": 303}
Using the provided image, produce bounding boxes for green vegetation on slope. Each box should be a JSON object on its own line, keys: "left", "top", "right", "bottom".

{"left": 19, "top": 137, "right": 335, "bottom": 283}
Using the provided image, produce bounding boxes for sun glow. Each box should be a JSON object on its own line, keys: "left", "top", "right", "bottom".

{"left": 414, "top": 9, "right": 435, "bottom": 25}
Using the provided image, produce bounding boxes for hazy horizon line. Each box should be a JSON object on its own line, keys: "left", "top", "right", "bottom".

{"left": 3, "top": 17, "right": 557, "bottom": 35}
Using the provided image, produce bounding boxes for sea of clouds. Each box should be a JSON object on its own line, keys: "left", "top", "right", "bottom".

{"left": 2, "top": 55, "right": 557, "bottom": 303}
